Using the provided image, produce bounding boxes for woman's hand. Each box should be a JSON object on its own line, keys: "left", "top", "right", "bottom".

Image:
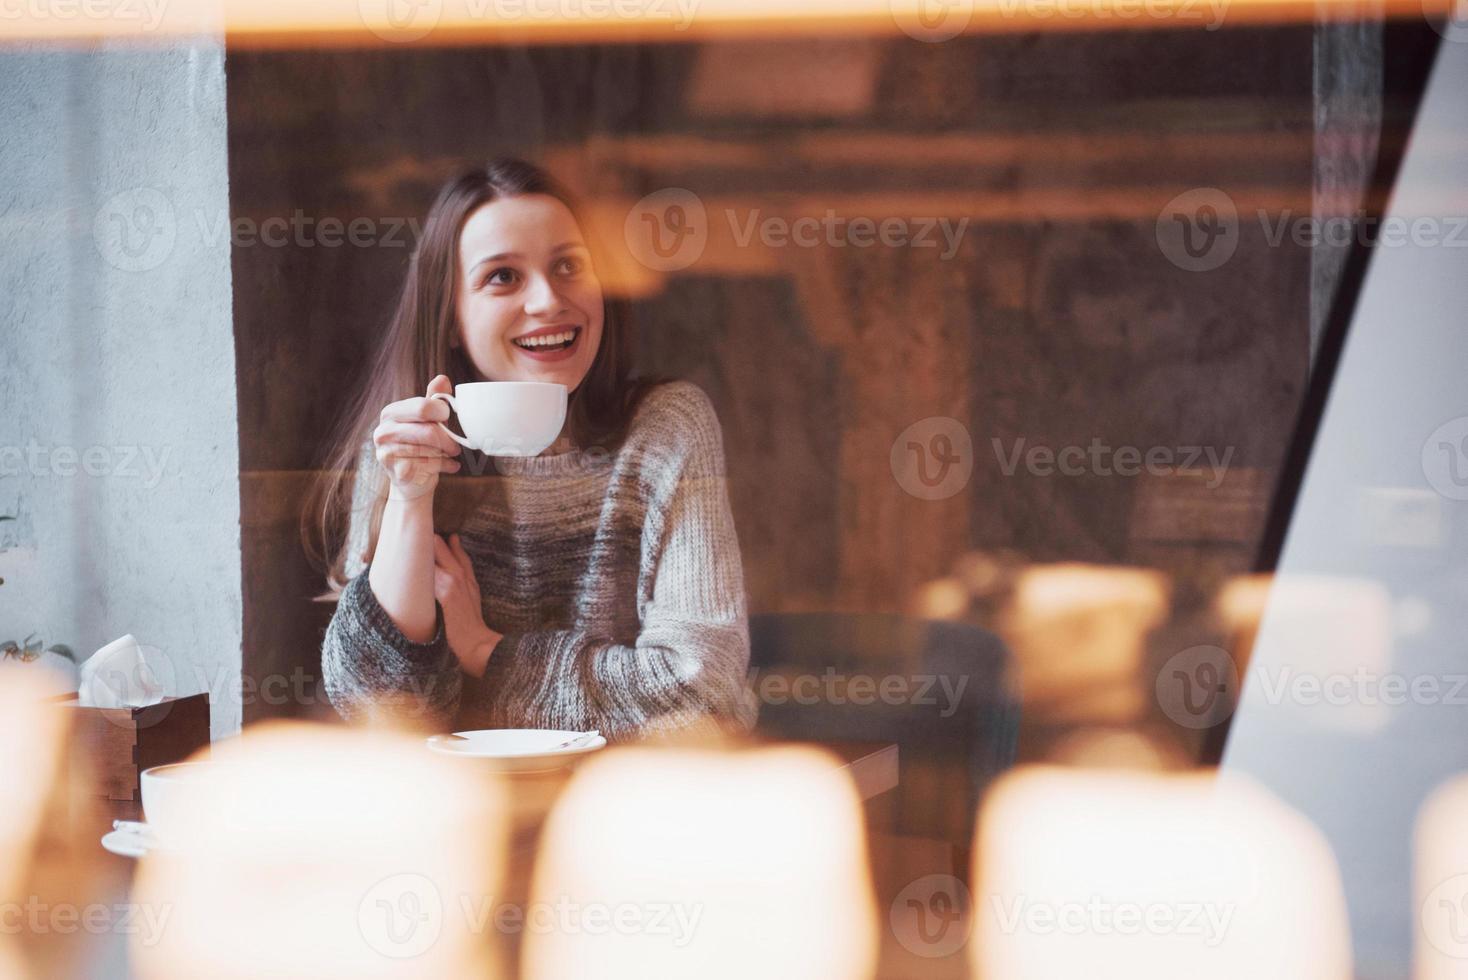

{"left": 373, "top": 375, "right": 463, "bottom": 504}
{"left": 433, "top": 533, "right": 502, "bottom": 678}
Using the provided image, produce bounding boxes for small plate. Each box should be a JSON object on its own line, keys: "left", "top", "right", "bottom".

{"left": 425, "top": 728, "right": 607, "bottom": 772}
{"left": 101, "top": 827, "right": 155, "bottom": 860}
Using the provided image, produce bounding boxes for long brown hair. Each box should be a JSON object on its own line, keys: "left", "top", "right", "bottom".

{"left": 304, "top": 157, "right": 658, "bottom": 594}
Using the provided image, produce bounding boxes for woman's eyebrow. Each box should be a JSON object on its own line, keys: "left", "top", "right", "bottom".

{"left": 468, "top": 241, "right": 586, "bottom": 275}
{"left": 469, "top": 252, "right": 522, "bottom": 275}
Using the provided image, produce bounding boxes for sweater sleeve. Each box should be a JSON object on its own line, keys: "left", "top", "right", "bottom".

{"left": 320, "top": 441, "right": 463, "bottom": 728}
{"left": 321, "top": 571, "right": 462, "bottom": 728}
{"left": 466, "top": 385, "right": 759, "bottom": 742}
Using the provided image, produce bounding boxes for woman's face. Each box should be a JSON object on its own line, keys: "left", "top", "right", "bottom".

{"left": 454, "top": 194, "right": 604, "bottom": 390}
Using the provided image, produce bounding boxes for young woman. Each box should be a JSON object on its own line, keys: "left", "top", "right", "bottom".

{"left": 312, "top": 158, "right": 757, "bottom": 742}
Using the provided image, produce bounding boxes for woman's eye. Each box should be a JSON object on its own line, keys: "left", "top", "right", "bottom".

{"left": 556, "top": 256, "right": 583, "bottom": 276}
{"left": 482, "top": 268, "right": 515, "bottom": 288}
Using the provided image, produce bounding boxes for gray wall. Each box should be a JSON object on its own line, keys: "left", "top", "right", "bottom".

{"left": 0, "top": 39, "right": 242, "bottom": 740}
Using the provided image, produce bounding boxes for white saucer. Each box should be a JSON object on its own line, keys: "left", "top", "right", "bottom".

{"left": 426, "top": 728, "right": 607, "bottom": 772}
{"left": 100, "top": 827, "right": 154, "bottom": 860}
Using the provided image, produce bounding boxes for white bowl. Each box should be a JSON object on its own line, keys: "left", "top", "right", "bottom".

{"left": 425, "top": 729, "right": 607, "bottom": 772}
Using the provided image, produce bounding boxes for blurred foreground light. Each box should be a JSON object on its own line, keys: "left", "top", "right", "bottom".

{"left": 1045, "top": 728, "right": 1189, "bottom": 770}
{"left": 1215, "top": 573, "right": 1274, "bottom": 661}
{"left": 971, "top": 766, "right": 1352, "bottom": 980}
{"left": 1003, "top": 563, "right": 1170, "bottom": 724}
{"left": 913, "top": 575, "right": 972, "bottom": 620}
{"left": 131, "top": 721, "right": 508, "bottom": 980}
{"left": 524, "top": 745, "right": 877, "bottom": 980}
{"left": 0, "top": 0, "right": 1454, "bottom": 47}
{"left": 1414, "top": 774, "right": 1468, "bottom": 978}
{"left": 0, "top": 665, "right": 67, "bottom": 897}
{"left": 0, "top": 665, "right": 73, "bottom": 980}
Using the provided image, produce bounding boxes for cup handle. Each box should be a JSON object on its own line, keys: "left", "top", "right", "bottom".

{"left": 428, "top": 391, "right": 475, "bottom": 450}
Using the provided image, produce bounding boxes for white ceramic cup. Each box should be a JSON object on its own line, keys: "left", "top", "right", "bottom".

{"left": 140, "top": 761, "right": 226, "bottom": 843}
{"left": 429, "top": 381, "right": 567, "bottom": 457}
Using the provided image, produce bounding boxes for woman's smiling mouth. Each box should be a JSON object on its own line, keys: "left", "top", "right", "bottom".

{"left": 512, "top": 326, "right": 582, "bottom": 361}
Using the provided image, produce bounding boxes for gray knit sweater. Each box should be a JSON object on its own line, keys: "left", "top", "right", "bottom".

{"left": 320, "top": 380, "right": 759, "bottom": 742}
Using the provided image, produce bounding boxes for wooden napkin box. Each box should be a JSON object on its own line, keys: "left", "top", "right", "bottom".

{"left": 48, "top": 692, "right": 211, "bottom": 801}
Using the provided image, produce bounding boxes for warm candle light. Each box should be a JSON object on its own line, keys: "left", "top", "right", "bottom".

{"left": 131, "top": 721, "right": 508, "bottom": 980}
{"left": 971, "top": 766, "right": 1352, "bottom": 980}
{"left": 523, "top": 745, "right": 877, "bottom": 980}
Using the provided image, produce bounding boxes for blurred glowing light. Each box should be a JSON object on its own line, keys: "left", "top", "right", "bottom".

{"left": 131, "top": 721, "right": 507, "bottom": 980}
{"left": 1003, "top": 563, "right": 1169, "bottom": 723}
{"left": 523, "top": 745, "right": 877, "bottom": 980}
{"left": 1414, "top": 773, "right": 1468, "bottom": 978}
{"left": 0, "top": 0, "right": 1452, "bottom": 47}
{"left": 972, "top": 766, "right": 1352, "bottom": 980}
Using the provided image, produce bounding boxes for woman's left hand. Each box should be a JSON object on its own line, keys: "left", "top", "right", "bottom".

{"left": 432, "top": 533, "right": 501, "bottom": 678}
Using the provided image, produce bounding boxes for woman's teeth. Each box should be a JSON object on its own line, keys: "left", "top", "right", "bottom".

{"left": 513, "top": 328, "right": 579, "bottom": 351}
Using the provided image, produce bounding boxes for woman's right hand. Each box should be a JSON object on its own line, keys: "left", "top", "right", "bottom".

{"left": 373, "top": 374, "right": 463, "bottom": 503}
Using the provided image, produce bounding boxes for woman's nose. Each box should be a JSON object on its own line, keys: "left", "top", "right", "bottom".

{"left": 523, "top": 274, "right": 566, "bottom": 317}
